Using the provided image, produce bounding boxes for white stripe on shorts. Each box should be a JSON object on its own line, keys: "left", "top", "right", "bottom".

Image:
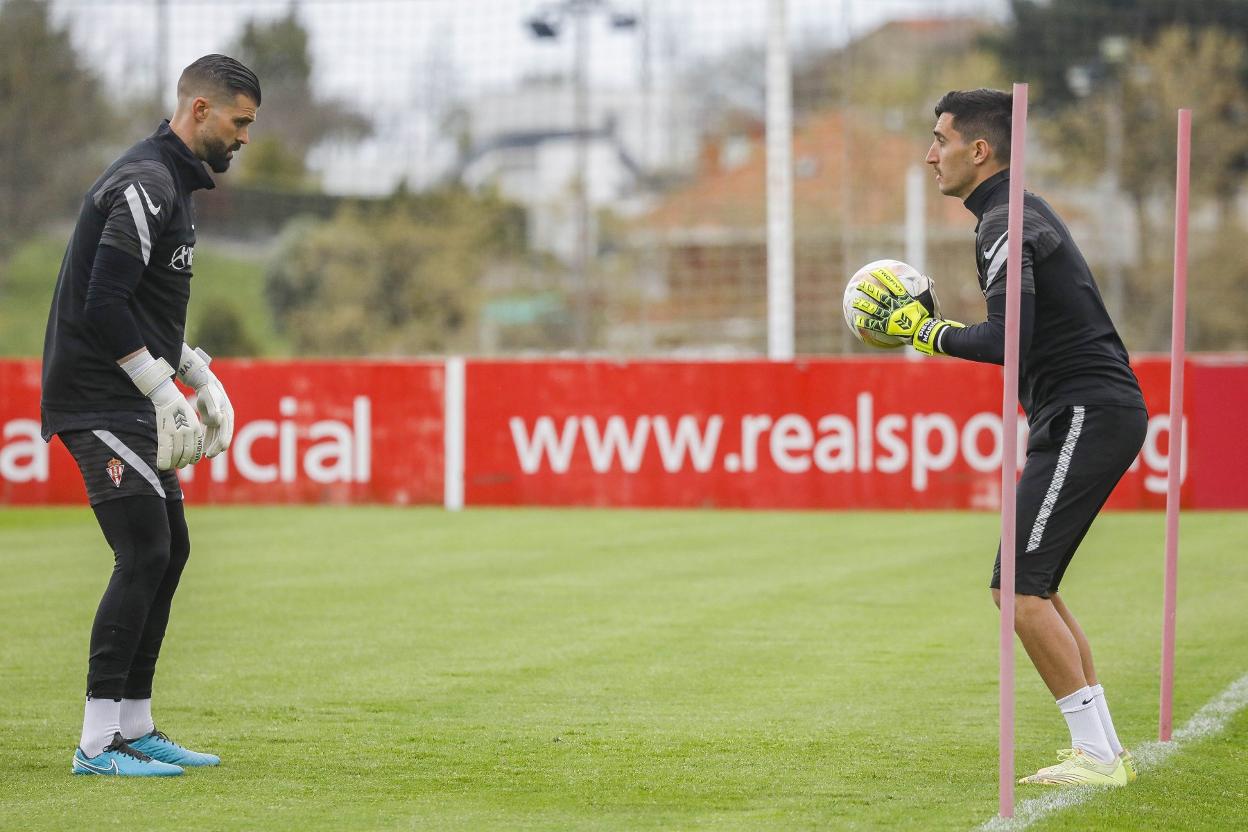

{"left": 1025, "top": 406, "right": 1085, "bottom": 553}
{"left": 92, "top": 429, "right": 165, "bottom": 498}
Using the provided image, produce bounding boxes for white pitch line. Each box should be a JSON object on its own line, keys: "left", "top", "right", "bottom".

{"left": 978, "top": 671, "right": 1248, "bottom": 832}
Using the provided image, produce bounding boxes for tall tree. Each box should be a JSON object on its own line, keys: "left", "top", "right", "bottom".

{"left": 1045, "top": 27, "right": 1248, "bottom": 204}
{"left": 1047, "top": 27, "right": 1248, "bottom": 348}
{"left": 229, "top": 9, "right": 370, "bottom": 189}
{"left": 991, "top": 0, "right": 1248, "bottom": 109}
{"left": 0, "top": 0, "right": 113, "bottom": 251}
{"left": 994, "top": 3, "right": 1248, "bottom": 351}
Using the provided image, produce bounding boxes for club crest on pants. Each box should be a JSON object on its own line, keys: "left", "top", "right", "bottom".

{"left": 106, "top": 457, "right": 125, "bottom": 487}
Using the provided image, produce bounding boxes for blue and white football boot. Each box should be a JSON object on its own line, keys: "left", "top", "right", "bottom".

{"left": 72, "top": 732, "right": 183, "bottom": 776}
{"left": 126, "top": 729, "right": 221, "bottom": 767}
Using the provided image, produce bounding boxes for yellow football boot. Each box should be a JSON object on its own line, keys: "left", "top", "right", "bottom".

{"left": 1018, "top": 748, "right": 1128, "bottom": 786}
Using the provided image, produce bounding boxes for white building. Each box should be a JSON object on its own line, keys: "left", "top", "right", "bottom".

{"left": 458, "top": 80, "right": 698, "bottom": 261}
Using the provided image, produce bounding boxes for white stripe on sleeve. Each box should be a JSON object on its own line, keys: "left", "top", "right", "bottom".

{"left": 984, "top": 239, "right": 1009, "bottom": 289}
{"left": 122, "top": 184, "right": 152, "bottom": 264}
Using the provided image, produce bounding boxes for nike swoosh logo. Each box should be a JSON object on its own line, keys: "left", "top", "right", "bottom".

{"left": 983, "top": 231, "right": 1007, "bottom": 260}
{"left": 1082, "top": 698, "right": 1094, "bottom": 705}
{"left": 75, "top": 754, "right": 119, "bottom": 774}
{"left": 137, "top": 182, "right": 162, "bottom": 216}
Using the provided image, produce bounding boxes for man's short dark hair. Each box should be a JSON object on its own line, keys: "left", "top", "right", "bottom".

{"left": 934, "top": 89, "right": 1011, "bottom": 164}
{"left": 178, "top": 54, "right": 261, "bottom": 106}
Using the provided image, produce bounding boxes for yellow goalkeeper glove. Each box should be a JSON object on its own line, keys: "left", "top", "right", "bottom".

{"left": 911, "top": 316, "right": 965, "bottom": 356}
{"left": 851, "top": 267, "right": 963, "bottom": 355}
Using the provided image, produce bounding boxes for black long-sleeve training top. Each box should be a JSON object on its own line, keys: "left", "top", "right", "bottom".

{"left": 938, "top": 169, "right": 1146, "bottom": 417}
{"left": 41, "top": 121, "right": 214, "bottom": 440}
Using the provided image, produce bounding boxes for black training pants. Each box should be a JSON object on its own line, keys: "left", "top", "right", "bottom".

{"left": 86, "top": 495, "right": 190, "bottom": 700}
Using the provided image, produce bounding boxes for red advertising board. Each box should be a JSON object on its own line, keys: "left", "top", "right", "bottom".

{"left": 3, "top": 356, "right": 1245, "bottom": 509}
{"left": 0, "top": 360, "right": 444, "bottom": 506}
{"left": 465, "top": 358, "right": 1200, "bottom": 510}
{"left": 1187, "top": 357, "right": 1248, "bottom": 508}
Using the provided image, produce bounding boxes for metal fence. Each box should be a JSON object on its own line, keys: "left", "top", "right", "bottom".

{"left": 2, "top": 0, "right": 1245, "bottom": 357}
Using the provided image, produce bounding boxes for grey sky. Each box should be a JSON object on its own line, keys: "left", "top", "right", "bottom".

{"left": 48, "top": 0, "right": 1007, "bottom": 191}
{"left": 52, "top": 0, "right": 1006, "bottom": 102}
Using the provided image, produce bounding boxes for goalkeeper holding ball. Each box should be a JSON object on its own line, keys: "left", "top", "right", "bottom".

{"left": 852, "top": 89, "right": 1147, "bottom": 787}
{"left": 41, "top": 55, "right": 260, "bottom": 777}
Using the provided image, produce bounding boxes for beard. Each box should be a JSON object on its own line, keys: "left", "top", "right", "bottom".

{"left": 202, "top": 135, "right": 237, "bottom": 173}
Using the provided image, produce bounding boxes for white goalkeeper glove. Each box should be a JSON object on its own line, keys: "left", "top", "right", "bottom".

{"left": 177, "top": 344, "right": 234, "bottom": 458}
{"left": 123, "top": 351, "right": 204, "bottom": 470}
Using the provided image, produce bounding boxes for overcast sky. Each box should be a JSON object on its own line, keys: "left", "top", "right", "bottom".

{"left": 51, "top": 0, "right": 1006, "bottom": 102}
{"left": 46, "top": 0, "right": 1007, "bottom": 192}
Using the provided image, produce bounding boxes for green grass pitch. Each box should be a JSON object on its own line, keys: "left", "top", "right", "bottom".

{"left": 2, "top": 507, "right": 1246, "bottom": 830}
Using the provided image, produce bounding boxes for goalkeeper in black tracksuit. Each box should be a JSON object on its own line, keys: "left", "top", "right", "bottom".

{"left": 853, "top": 89, "right": 1147, "bottom": 787}
{"left": 42, "top": 55, "right": 259, "bottom": 777}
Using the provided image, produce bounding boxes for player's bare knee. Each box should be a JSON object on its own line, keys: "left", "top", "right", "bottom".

{"left": 990, "top": 588, "right": 1002, "bottom": 609}
{"left": 1013, "top": 594, "right": 1052, "bottom": 624}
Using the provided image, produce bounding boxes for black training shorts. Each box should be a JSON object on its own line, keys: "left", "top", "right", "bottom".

{"left": 59, "top": 428, "right": 183, "bottom": 506}
{"left": 991, "top": 404, "right": 1147, "bottom": 597}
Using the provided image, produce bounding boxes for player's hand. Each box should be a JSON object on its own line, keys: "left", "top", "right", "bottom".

{"left": 127, "top": 355, "right": 204, "bottom": 469}
{"left": 850, "top": 267, "right": 934, "bottom": 339}
{"left": 177, "top": 345, "right": 234, "bottom": 458}
{"left": 150, "top": 378, "right": 205, "bottom": 469}
{"left": 851, "top": 267, "right": 963, "bottom": 355}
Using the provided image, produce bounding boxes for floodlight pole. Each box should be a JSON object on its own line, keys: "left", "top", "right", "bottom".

{"left": 572, "top": 4, "right": 591, "bottom": 351}
{"left": 998, "top": 81, "right": 1028, "bottom": 819}
{"left": 154, "top": 0, "right": 169, "bottom": 111}
{"left": 765, "top": 0, "right": 795, "bottom": 360}
{"left": 526, "top": 0, "right": 639, "bottom": 352}
{"left": 1159, "top": 108, "right": 1190, "bottom": 742}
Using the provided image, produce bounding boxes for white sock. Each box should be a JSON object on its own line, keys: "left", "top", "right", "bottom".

{"left": 120, "top": 698, "right": 155, "bottom": 740}
{"left": 1089, "top": 683, "right": 1125, "bottom": 757}
{"left": 79, "top": 697, "right": 122, "bottom": 758}
{"left": 1056, "top": 686, "right": 1115, "bottom": 764}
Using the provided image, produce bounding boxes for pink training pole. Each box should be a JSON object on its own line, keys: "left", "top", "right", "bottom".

{"left": 1160, "top": 109, "right": 1190, "bottom": 742}
{"left": 998, "top": 82, "right": 1028, "bottom": 819}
